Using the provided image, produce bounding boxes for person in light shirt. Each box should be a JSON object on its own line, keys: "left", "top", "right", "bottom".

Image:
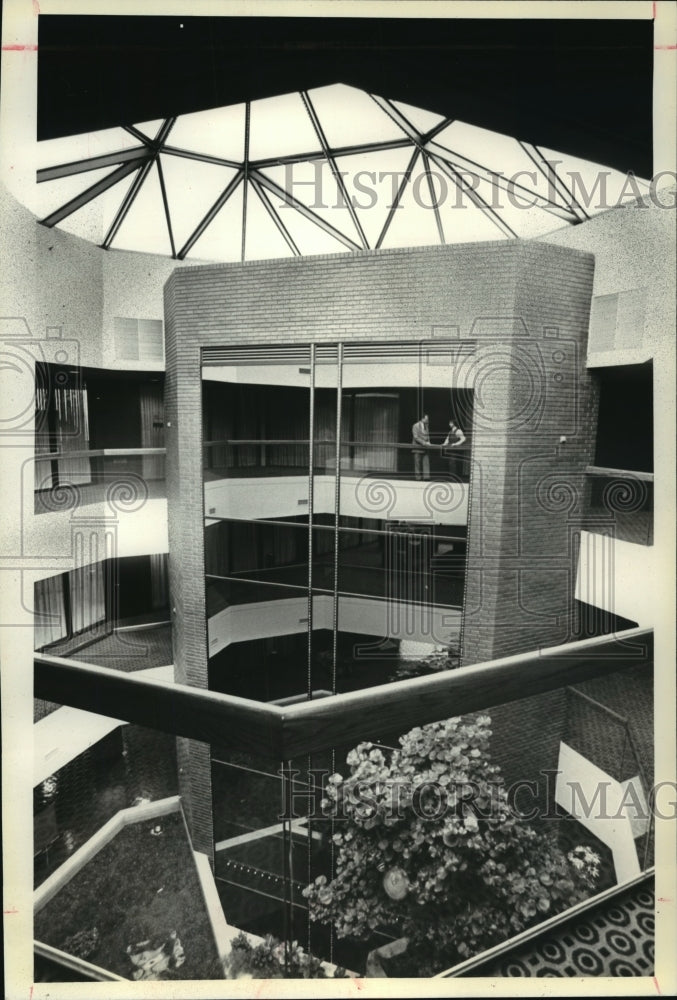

{"left": 411, "top": 413, "right": 432, "bottom": 480}
{"left": 442, "top": 419, "right": 466, "bottom": 477}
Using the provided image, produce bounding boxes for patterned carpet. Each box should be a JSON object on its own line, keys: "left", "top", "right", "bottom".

{"left": 69, "top": 624, "right": 173, "bottom": 671}
{"left": 44, "top": 624, "right": 173, "bottom": 672}
{"left": 35, "top": 625, "right": 174, "bottom": 722}
{"left": 457, "top": 878, "right": 654, "bottom": 977}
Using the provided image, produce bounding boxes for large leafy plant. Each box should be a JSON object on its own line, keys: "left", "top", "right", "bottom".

{"left": 304, "top": 715, "right": 599, "bottom": 975}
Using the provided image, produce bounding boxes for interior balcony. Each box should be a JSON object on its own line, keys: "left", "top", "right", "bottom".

{"left": 206, "top": 560, "right": 463, "bottom": 657}
{"left": 34, "top": 449, "right": 166, "bottom": 515}
{"left": 204, "top": 438, "right": 470, "bottom": 525}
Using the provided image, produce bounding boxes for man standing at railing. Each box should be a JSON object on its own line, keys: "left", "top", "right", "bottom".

{"left": 412, "top": 413, "right": 432, "bottom": 480}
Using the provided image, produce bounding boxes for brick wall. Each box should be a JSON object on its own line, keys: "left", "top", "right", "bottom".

{"left": 461, "top": 242, "right": 597, "bottom": 664}
{"left": 163, "top": 239, "right": 595, "bottom": 854}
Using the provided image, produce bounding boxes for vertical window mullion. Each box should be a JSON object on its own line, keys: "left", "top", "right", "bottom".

{"left": 307, "top": 344, "right": 315, "bottom": 701}
{"left": 332, "top": 343, "right": 343, "bottom": 697}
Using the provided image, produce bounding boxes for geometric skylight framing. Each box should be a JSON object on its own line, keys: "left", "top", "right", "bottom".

{"left": 35, "top": 84, "right": 648, "bottom": 263}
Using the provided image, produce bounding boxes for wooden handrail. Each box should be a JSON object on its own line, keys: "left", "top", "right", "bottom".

{"left": 203, "top": 438, "right": 470, "bottom": 451}
{"left": 35, "top": 628, "right": 652, "bottom": 761}
{"left": 278, "top": 628, "right": 652, "bottom": 757}
{"left": 585, "top": 465, "right": 653, "bottom": 482}
{"left": 34, "top": 652, "right": 284, "bottom": 757}
{"left": 35, "top": 447, "right": 166, "bottom": 461}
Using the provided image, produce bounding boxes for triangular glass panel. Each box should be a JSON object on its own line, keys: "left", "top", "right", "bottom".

{"left": 390, "top": 100, "right": 447, "bottom": 137}
{"left": 270, "top": 196, "right": 351, "bottom": 257}
{"left": 131, "top": 119, "right": 166, "bottom": 141}
{"left": 190, "top": 182, "right": 244, "bottom": 262}
{"left": 305, "top": 85, "right": 407, "bottom": 149}
{"left": 440, "top": 172, "right": 519, "bottom": 242}
{"left": 113, "top": 161, "right": 173, "bottom": 256}
{"left": 159, "top": 153, "right": 239, "bottom": 252}
{"left": 36, "top": 127, "right": 142, "bottom": 172}
{"left": 244, "top": 182, "right": 296, "bottom": 261}
{"left": 332, "top": 146, "right": 417, "bottom": 249}
{"left": 168, "top": 103, "right": 247, "bottom": 163}
{"left": 34, "top": 166, "right": 120, "bottom": 229}
{"left": 432, "top": 121, "right": 561, "bottom": 209}
{"left": 248, "top": 91, "right": 322, "bottom": 162}
{"left": 379, "top": 156, "right": 446, "bottom": 250}
{"left": 258, "top": 161, "right": 362, "bottom": 249}
{"left": 538, "top": 146, "right": 650, "bottom": 216}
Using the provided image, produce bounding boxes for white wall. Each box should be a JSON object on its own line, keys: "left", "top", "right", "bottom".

{"left": 208, "top": 593, "right": 461, "bottom": 655}
{"left": 537, "top": 191, "right": 676, "bottom": 361}
{"left": 555, "top": 741, "right": 647, "bottom": 884}
{"left": 205, "top": 475, "right": 468, "bottom": 525}
{"left": 575, "top": 530, "right": 658, "bottom": 627}
{"left": 25, "top": 499, "right": 169, "bottom": 584}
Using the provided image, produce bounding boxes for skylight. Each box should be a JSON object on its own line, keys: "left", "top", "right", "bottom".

{"left": 30, "top": 84, "right": 648, "bottom": 263}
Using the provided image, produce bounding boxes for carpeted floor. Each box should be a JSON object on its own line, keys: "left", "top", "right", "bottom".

{"left": 69, "top": 624, "right": 173, "bottom": 671}
{"left": 458, "top": 878, "right": 654, "bottom": 977}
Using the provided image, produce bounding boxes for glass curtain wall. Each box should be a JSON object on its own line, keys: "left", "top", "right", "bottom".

{"left": 203, "top": 340, "right": 471, "bottom": 705}
{"left": 202, "top": 341, "right": 473, "bottom": 966}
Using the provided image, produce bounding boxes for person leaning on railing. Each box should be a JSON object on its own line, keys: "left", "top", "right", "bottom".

{"left": 441, "top": 420, "right": 467, "bottom": 478}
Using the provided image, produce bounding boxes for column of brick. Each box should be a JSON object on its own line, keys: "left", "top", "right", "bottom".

{"left": 164, "top": 276, "right": 213, "bottom": 858}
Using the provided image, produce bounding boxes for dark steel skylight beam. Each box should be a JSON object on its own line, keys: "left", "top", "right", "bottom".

{"left": 100, "top": 159, "right": 154, "bottom": 249}
{"left": 101, "top": 118, "right": 177, "bottom": 250}
{"left": 251, "top": 136, "right": 414, "bottom": 170}
{"left": 375, "top": 146, "right": 420, "bottom": 249}
{"left": 37, "top": 146, "right": 149, "bottom": 184}
{"left": 155, "top": 157, "right": 176, "bottom": 258}
{"left": 39, "top": 159, "right": 145, "bottom": 227}
{"left": 241, "top": 102, "right": 250, "bottom": 262}
{"left": 428, "top": 139, "right": 577, "bottom": 223}
{"left": 177, "top": 170, "right": 244, "bottom": 259}
{"left": 249, "top": 176, "right": 300, "bottom": 256}
{"left": 420, "top": 117, "right": 456, "bottom": 144}
{"left": 250, "top": 168, "right": 362, "bottom": 252}
{"left": 520, "top": 140, "right": 590, "bottom": 222}
{"left": 371, "top": 94, "right": 517, "bottom": 239}
{"left": 426, "top": 151, "right": 518, "bottom": 238}
{"left": 423, "top": 151, "right": 446, "bottom": 244}
{"left": 152, "top": 118, "right": 177, "bottom": 148}
{"left": 301, "top": 90, "right": 369, "bottom": 250}
{"left": 160, "top": 145, "right": 241, "bottom": 170}
{"left": 123, "top": 124, "right": 154, "bottom": 145}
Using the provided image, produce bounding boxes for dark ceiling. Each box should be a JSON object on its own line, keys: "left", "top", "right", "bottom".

{"left": 37, "top": 15, "right": 654, "bottom": 177}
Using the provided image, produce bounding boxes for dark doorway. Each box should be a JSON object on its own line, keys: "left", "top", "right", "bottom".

{"left": 87, "top": 376, "right": 142, "bottom": 450}
{"left": 594, "top": 363, "right": 653, "bottom": 473}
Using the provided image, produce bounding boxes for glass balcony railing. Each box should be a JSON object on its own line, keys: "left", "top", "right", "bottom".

{"left": 32, "top": 627, "right": 655, "bottom": 981}
{"left": 34, "top": 448, "right": 166, "bottom": 513}
{"left": 205, "top": 561, "right": 463, "bottom": 612}
{"left": 203, "top": 439, "right": 471, "bottom": 482}
{"left": 204, "top": 520, "right": 466, "bottom": 611}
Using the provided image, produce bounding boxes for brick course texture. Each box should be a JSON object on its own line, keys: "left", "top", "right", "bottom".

{"left": 164, "top": 240, "right": 595, "bottom": 857}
